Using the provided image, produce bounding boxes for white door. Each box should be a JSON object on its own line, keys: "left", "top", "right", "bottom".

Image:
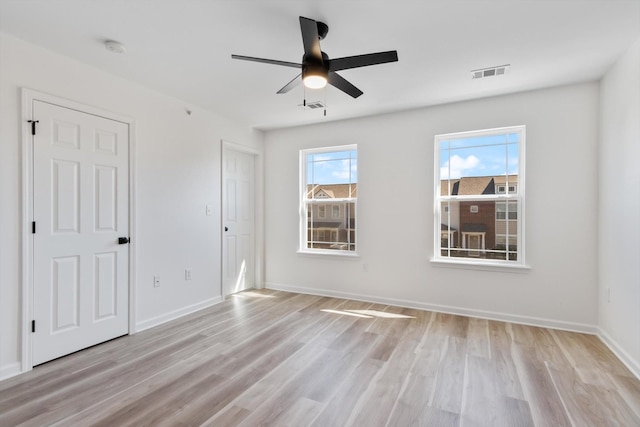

{"left": 222, "top": 148, "right": 255, "bottom": 296}
{"left": 32, "top": 100, "right": 129, "bottom": 365}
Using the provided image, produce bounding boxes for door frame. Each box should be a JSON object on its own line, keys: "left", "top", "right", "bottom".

{"left": 221, "top": 140, "right": 263, "bottom": 298}
{"left": 20, "top": 89, "right": 137, "bottom": 372}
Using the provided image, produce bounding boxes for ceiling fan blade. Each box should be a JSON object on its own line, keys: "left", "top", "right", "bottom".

{"left": 328, "top": 72, "right": 363, "bottom": 98}
{"left": 299, "top": 16, "right": 322, "bottom": 61}
{"left": 329, "top": 51, "right": 398, "bottom": 72}
{"left": 277, "top": 74, "right": 302, "bottom": 94}
{"left": 231, "top": 54, "right": 301, "bottom": 69}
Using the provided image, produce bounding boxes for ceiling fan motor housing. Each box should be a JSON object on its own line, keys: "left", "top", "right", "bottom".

{"left": 302, "top": 52, "right": 329, "bottom": 81}
{"left": 316, "top": 21, "right": 329, "bottom": 40}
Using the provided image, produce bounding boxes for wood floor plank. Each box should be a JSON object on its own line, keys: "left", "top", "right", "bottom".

{"left": 429, "top": 336, "right": 467, "bottom": 414}
{"left": 609, "top": 372, "right": 640, "bottom": 419}
{"left": 546, "top": 361, "right": 622, "bottom": 426}
{"left": 0, "top": 289, "right": 638, "bottom": 427}
{"left": 511, "top": 344, "right": 572, "bottom": 427}
{"left": 269, "top": 397, "right": 323, "bottom": 426}
{"left": 488, "top": 321, "right": 526, "bottom": 400}
{"left": 54, "top": 344, "right": 232, "bottom": 426}
{"left": 460, "top": 355, "right": 534, "bottom": 427}
{"left": 466, "top": 317, "right": 491, "bottom": 359}
{"left": 348, "top": 338, "right": 423, "bottom": 426}
{"left": 310, "top": 358, "right": 383, "bottom": 427}
{"left": 216, "top": 303, "right": 360, "bottom": 413}
{"left": 159, "top": 341, "right": 306, "bottom": 427}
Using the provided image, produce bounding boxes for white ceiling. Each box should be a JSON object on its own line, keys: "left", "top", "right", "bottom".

{"left": 1, "top": 1, "right": 639, "bottom": 130}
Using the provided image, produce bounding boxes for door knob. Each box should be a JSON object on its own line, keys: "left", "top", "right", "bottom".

{"left": 118, "top": 237, "right": 130, "bottom": 244}
{"left": 224, "top": 227, "right": 229, "bottom": 232}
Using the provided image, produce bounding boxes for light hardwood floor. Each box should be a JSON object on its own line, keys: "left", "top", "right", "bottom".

{"left": 1, "top": 289, "right": 639, "bottom": 426}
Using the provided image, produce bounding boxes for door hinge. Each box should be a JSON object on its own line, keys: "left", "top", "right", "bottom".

{"left": 32, "top": 221, "right": 36, "bottom": 234}
{"left": 27, "top": 119, "right": 39, "bottom": 136}
{"left": 32, "top": 320, "right": 36, "bottom": 333}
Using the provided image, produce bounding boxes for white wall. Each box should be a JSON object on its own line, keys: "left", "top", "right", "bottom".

{"left": 0, "top": 33, "right": 263, "bottom": 379}
{"left": 265, "top": 83, "right": 600, "bottom": 331}
{"left": 599, "top": 38, "right": 640, "bottom": 377}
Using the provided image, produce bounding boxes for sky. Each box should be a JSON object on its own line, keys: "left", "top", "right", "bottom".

{"left": 439, "top": 132, "right": 519, "bottom": 179}
{"left": 307, "top": 149, "right": 357, "bottom": 185}
{"left": 305, "top": 132, "right": 518, "bottom": 185}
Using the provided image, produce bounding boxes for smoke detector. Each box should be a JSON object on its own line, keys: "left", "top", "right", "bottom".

{"left": 104, "top": 40, "right": 126, "bottom": 54}
{"left": 471, "top": 64, "right": 509, "bottom": 79}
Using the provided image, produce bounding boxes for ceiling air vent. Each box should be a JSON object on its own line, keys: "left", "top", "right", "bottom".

{"left": 471, "top": 64, "right": 510, "bottom": 79}
{"left": 298, "top": 101, "right": 325, "bottom": 110}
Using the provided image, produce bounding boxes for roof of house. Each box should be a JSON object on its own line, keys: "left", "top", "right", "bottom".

{"left": 462, "top": 223, "right": 487, "bottom": 232}
{"left": 307, "top": 184, "right": 357, "bottom": 199}
{"left": 441, "top": 175, "right": 518, "bottom": 196}
{"left": 493, "top": 175, "right": 519, "bottom": 185}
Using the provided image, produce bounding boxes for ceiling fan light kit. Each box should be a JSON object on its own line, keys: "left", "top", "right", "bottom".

{"left": 303, "top": 74, "right": 327, "bottom": 89}
{"left": 232, "top": 16, "right": 398, "bottom": 100}
{"left": 302, "top": 64, "right": 328, "bottom": 89}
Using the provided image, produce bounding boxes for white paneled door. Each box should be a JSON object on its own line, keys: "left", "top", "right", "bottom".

{"left": 222, "top": 148, "right": 255, "bottom": 296}
{"left": 32, "top": 100, "right": 129, "bottom": 366}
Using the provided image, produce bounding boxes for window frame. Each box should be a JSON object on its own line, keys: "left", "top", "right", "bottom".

{"left": 299, "top": 144, "right": 358, "bottom": 256}
{"left": 433, "top": 126, "right": 526, "bottom": 268}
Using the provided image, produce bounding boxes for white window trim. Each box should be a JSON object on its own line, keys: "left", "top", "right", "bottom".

{"left": 432, "top": 125, "right": 527, "bottom": 268}
{"left": 300, "top": 144, "right": 357, "bottom": 256}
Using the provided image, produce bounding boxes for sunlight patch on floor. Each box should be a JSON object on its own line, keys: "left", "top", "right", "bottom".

{"left": 348, "top": 310, "right": 415, "bottom": 319}
{"left": 321, "top": 309, "right": 415, "bottom": 319}
{"left": 321, "top": 309, "right": 373, "bottom": 318}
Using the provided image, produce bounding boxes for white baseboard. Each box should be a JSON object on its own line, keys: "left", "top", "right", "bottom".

{"left": 135, "top": 296, "right": 223, "bottom": 333}
{"left": 598, "top": 328, "right": 640, "bottom": 380}
{"left": 0, "top": 361, "right": 22, "bottom": 382}
{"left": 265, "top": 282, "right": 597, "bottom": 334}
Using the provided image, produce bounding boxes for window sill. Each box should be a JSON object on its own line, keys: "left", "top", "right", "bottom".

{"left": 430, "top": 258, "right": 531, "bottom": 273}
{"left": 297, "top": 250, "right": 360, "bottom": 260}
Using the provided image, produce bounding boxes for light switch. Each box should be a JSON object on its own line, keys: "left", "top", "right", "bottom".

{"left": 206, "top": 205, "right": 213, "bottom": 216}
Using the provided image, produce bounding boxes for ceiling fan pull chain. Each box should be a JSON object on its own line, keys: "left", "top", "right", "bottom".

{"left": 324, "top": 88, "right": 327, "bottom": 116}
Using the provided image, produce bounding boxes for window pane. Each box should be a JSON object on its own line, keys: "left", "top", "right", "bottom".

{"left": 307, "top": 150, "right": 357, "bottom": 187}
{"left": 439, "top": 135, "right": 519, "bottom": 196}
{"left": 306, "top": 201, "right": 356, "bottom": 251}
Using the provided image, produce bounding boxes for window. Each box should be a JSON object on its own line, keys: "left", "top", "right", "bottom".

{"left": 496, "top": 202, "right": 517, "bottom": 220}
{"left": 435, "top": 126, "right": 525, "bottom": 265}
{"left": 301, "top": 145, "right": 357, "bottom": 254}
{"left": 332, "top": 204, "right": 340, "bottom": 219}
{"left": 497, "top": 185, "right": 516, "bottom": 194}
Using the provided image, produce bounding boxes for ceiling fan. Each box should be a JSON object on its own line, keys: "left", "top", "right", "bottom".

{"left": 231, "top": 16, "right": 398, "bottom": 98}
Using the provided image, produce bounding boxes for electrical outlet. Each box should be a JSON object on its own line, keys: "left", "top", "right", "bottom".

{"left": 363, "top": 263, "right": 369, "bottom": 272}
{"left": 607, "top": 288, "right": 611, "bottom": 303}
{"left": 153, "top": 276, "right": 160, "bottom": 288}
{"left": 185, "top": 269, "right": 192, "bottom": 280}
